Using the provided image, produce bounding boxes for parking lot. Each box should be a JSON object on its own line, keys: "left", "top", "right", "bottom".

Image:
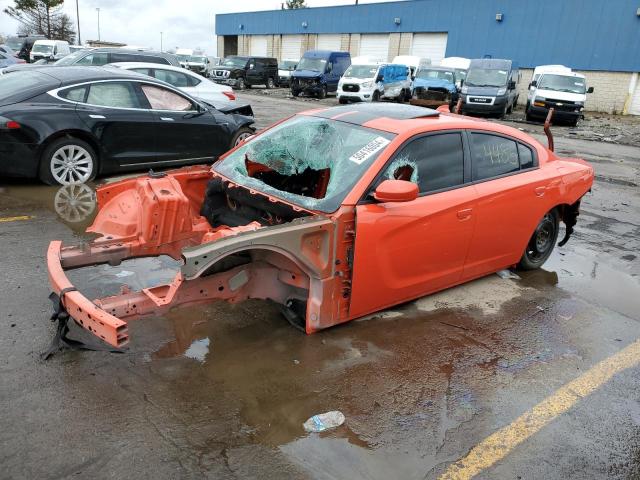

{"left": 1, "top": 90, "right": 639, "bottom": 479}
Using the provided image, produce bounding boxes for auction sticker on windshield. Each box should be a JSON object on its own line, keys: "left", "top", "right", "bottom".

{"left": 349, "top": 137, "right": 390, "bottom": 165}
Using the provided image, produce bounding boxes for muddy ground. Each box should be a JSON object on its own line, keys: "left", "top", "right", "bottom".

{"left": 243, "top": 86, "right": 640, "bottom": 148}
{"left": 1, "top": 93, "right": 639, "bottom": 480}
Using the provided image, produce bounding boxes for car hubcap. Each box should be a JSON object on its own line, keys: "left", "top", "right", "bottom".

{"left": 50, "top": 145, "right": 93, "bottom": 185}
{"left": 54, "top": 183, "right": 96, "bottom": 223}
{"left": 235, "top": 132, "right": 252, "bottom": 146}
{"left": 528, "top": 213, "right": 555, "bottom": 261}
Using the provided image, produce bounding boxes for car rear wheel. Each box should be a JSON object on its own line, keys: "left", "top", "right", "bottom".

{"left": 517, "top": 209, "right": 560, "bottom": 270}
{"left": 40, "top": 137, "right": 97, "bottom": 186}
{"left": 230, "top": 126, "right": 254, "bottom": 148}
{"left": 266, "top": 77, "right": 275, "bottom": 89}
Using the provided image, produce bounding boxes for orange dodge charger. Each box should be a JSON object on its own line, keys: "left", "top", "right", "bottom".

{"left": 47, "top": 103, "right": 593, "bottom": 349}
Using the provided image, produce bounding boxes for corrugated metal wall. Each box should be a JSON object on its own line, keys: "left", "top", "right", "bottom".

{"left": 216, "top": 0, "right": 640, "bottom": 72}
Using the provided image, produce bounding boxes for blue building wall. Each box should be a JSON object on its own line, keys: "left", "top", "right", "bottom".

{"left": 215, "top": 0, "right": 640, "bottom": 72}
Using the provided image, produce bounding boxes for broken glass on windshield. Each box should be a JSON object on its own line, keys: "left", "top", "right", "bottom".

{"left": 214, "top": 116, "right": 395, "bottom": 213}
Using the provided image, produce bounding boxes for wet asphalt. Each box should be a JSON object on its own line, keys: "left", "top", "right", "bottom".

{"left": 0, "top": 93, "right": 639, "bottom": 480}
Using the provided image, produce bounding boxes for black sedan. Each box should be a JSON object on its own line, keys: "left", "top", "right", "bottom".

{"left": 0, "top": 66, "right": 255, "bottom": 185}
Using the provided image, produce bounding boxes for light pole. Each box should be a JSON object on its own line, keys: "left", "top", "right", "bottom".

{"left": 160, "top": 31, "right": 163, "bottom": 52}
{"left": 76, "top": 0, "right": 81, "bottom": 45}
{"left": 96, "top": 8, "right": 101, "bottom": 42}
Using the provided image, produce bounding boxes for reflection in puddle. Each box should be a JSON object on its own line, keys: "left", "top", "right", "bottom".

{"left": 53, "top": 184, "right": 96, "bottom": 223}
{"left": 184, "top": 338, "right": 210, "bottom": 362}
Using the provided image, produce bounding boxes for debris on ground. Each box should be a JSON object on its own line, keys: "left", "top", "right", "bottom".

{"left": 496, "top": 269, "right": 521, "bottom": 280}
{"left": 303, "top": 411, "right": 345, "bottom": 433}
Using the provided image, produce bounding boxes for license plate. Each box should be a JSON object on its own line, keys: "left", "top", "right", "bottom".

{"left": 471, "top": 97, "right": 490, "bottom": 103}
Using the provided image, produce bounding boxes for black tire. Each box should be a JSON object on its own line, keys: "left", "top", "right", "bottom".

{"left": 317, "top": 84, "right": 327, "bottom": 99}
{"left": 517, "top": 209, "right": 560, "bottom": 270}
{"left": 372, "top": 90, "right": 381, "bottom": 102}
{"left": 291, "top": 89, "right": 300, "bottom": 97}
{"left": 507, "top": 101, "right": 513, "bottom": 114}
{"left": 236, "top": 77, "right": 246, "bottom": 90}
{"left": 338, "top": 98, "right": 347, "bottom": 104}
{"left": 396, "top": 90, "right": 405, "bottom": 103}
{"left": 266, "top": 77, "right": 275, "bottom": 89}
{"left": 568, "top": 117, "right": 579, "bottom": 127}
{"left": 229, "top": 126, "right": 255, "bottom": 149}
{"left": 499, "top": 104, "right": 508, "bottom": 119}
{"left": 39, "top": 137, "right": 97, "bottom": 186}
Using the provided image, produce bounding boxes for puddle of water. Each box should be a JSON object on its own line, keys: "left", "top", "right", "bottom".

{"left": 0, "top": 182, "right": 99, "bottom": 236}
{"left": 537, "top": 249, "right": 640, "bottom": 319}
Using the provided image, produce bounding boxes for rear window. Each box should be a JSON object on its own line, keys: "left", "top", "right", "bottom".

{"left": 0, "top": 71, "right": 56, "bottom": 101}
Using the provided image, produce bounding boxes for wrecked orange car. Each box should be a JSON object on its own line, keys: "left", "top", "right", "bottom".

{"left": 47, "top": 104, "right": 594, "bottom": 349}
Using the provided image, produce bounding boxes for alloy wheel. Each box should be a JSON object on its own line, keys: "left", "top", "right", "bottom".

{"left": 50, "top": 145, "right": 94, "bottom": 185}
{"left": 234, "top": 132, "right": 253, "bottom": 146}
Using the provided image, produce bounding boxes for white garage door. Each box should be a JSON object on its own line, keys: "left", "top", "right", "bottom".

{"left": 317, "top": 34, "right": 342, "bottom": 51}
{"left": 630, "top": 75, "right": 640, "bottom": 115}
{"left": 410, "top": 33, "right": 448, "bottom": 65}
{"left": 359, "top": 34, "right": 389, "bottom": 62}
{"left": 281, "top": 35, "right": 303, "bottom": 60}
{"left": 250, "top": 35, "right": 268, "bottom": 57}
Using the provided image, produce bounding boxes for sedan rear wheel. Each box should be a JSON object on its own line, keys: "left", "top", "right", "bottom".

{"left": 40, "top": 137, "right": 97, "bottom": 186}
{"left": 517, "top": 209, "right": 560, "bottom": 270}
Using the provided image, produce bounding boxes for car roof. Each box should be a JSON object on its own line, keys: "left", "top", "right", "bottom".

{"left": 300, "top": 104, "right": 543, "bottom": 146}
{"left": 25, "top": 65, "right": 161, "bottom": 84}
{"left": 110, "top": 62, "right": 196, "bottom": 74}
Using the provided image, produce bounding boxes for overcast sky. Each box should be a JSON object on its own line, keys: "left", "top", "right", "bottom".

{"left": 0, "top": 0, "right": 393, "bottom": 54}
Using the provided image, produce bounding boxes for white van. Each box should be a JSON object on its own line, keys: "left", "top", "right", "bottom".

{"left": 176, "top": 48, "right": 194, "bottom": 68}
{"left": 526, "top": 65, "right": 593, "bottom": 125}
{"left": 337, "top": 61, "right": 411, "bottom": 103}
{"left": 30, "top": 39, "right": 70, "bottom": 63}
{"left": 440, "top": 57, "right": 470, "bottom": 82}
{"left": 392, "top": 55, "right": 431, "bottom": 79}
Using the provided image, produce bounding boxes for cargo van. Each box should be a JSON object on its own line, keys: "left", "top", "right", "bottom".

{"left": 392, "top": 55, "right": 430, "bottom": 79}
{"left": 29, "top": 39, "right": 70, "bottom": 63}
{"left": 526, "top": 66, "right": 593, "bottom": 126}
{"left": 337, "top": 62, "right": 411, "bottom": 103}
{"left": 460, "top": 58, "right": 520, "bottom": 117}
{"left": 5, "top": 34, "right": 45, "bottom": 62}
{"left": 440, "top": 57, "right": 470, "bottom": 82}
{"left": 176, "top": 48, "right": 194, "bottom": 68}
{"left": 290, "top": 50, "right": 351, "bottom": 99}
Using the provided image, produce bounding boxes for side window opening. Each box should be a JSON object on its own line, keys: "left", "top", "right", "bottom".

{"left": 59, "top": 86, "right": 87, "bottom": 102}
{"left": 518, "top": 143, "right": 535, "bottom": 169}
{"left": 86, "top": 82, "right": 141, "bottom": 108}
{"left": 141, "top": 84, "right": 193, "bottom": 111}
{"left": 470, "top": 133, "right": 519, "bottom": 181}
{"left": 380, "top": 133, "right": 465, "bottom": 194}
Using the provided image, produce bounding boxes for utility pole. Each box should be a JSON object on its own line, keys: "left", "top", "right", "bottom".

{"left": 160, "top": 31, "right": 163, "bottom": 52}
{"left": 96, "top": 7, "right": 101, "bottom": 41}
{"left": 76, "top": 0, "right": 81, "bottom": 45}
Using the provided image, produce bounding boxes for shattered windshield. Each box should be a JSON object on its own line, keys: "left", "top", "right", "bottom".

{"left": 296, "top": 57, "right": 326, "bottom": 72}
{"left": 214, "top": 115, "right": 395, "bottom": 213}
{"left": 416, "top": 69, "right": 454, "bottom": 82}
{"left": 344, "top": 64, "right": 378, "bottom": 78}
{"left": 538, "top": 74, "right": 586, "bottom": 94}
{"left": 465, "top": 68, "right": 508, "bottom": 87}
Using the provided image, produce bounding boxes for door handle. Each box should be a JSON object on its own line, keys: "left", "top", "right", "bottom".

{"left": 534, "top": 186, "right": 546, "bottom": 197}
{"left": 457, "top": 208, "right": 473, "bottom": 220}
{"left": 160, "top": 117, "right": 175, "bottom": 122}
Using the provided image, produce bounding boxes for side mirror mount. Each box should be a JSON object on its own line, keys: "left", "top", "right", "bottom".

{"left": 587, "top": 86, "right": 594, "bottom": 94}
{"left": 530, "top": 80, "right": 537, "bottom": 88}
{"left": 376, "top": 75, "right": 383, "bottom": 83}
{"left": 509, "top": 80, "right": 516, "bottom": 89}
{"left": 373, "top": 180, "right": 418, "bottom": 203}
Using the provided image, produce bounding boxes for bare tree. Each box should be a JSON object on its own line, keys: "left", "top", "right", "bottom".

{"left": 285, "top": 0, "right": 307, "bottom": 8}
{"left": 4, "top": 0, "right": 72, "bottom": 40}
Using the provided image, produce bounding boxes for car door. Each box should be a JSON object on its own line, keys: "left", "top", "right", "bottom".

{"left": 138, "top": 82, "right": 229, "bottom": 163}
{"left": 245, "top": 59, "right": 262, "bottom": 86}
{"left": 349, "top": 131, "right": 477, "bottom": 318}
{"left": 462, "top": 131, "right": 554, "bottom": 279}
{"left": 66, "top": 81, "right": 158, "bottom": 168}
